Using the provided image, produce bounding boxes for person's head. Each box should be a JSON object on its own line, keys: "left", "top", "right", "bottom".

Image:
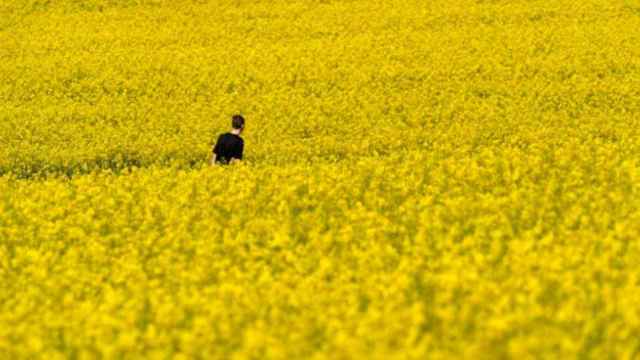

{"left": 231, "top": 114, "right": 245, "bottom": 134}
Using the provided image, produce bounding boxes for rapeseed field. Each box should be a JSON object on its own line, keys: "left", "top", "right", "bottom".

{"left": 1, "top": 0, "right": 639, "bottom": 358}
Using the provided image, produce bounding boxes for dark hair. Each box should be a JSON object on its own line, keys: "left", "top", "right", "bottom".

{"left": 232, "top": 114, "right": 245, "bottom": 129}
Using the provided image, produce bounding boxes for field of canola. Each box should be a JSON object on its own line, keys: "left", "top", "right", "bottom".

{"left": 2, "top": 0, "right": 640, "bottom": 358}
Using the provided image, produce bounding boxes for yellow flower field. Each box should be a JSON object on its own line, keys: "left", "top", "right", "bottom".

{"left": 1, "top": 0, "right": 639, "bottom": 358}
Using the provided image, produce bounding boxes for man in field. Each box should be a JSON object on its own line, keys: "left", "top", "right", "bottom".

{"left": 211, "top": 114, "right": 245, "bottom": 165}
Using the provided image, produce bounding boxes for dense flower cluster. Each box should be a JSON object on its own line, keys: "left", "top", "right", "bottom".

{"left": 1, "top": 0, "right": 639, "bottom": 358}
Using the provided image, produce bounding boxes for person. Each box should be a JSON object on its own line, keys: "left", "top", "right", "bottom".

{"left": 211, "top": 114, "right": 245, "bottom": 165}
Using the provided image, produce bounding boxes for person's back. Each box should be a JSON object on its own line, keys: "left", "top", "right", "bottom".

{"left": 212, "top": 115, "right": 245, "bottom": 165}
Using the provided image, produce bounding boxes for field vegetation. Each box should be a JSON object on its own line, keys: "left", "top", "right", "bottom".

{"left": 1, "top": 0, "right": 640, "bottom": 358}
